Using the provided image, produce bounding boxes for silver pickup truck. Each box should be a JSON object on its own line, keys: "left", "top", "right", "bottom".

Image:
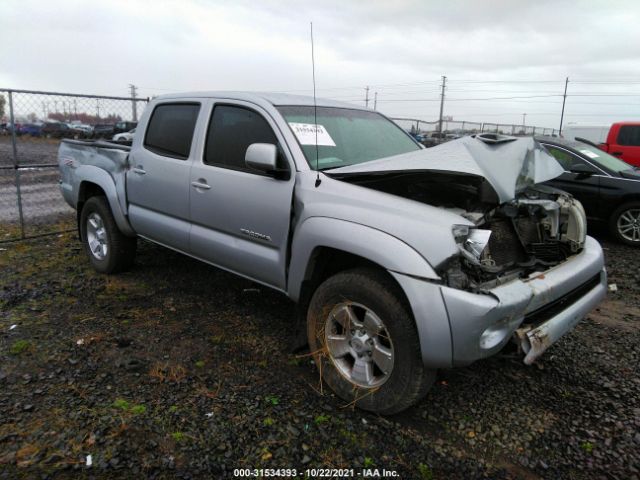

{"left": 58, "top": 92, "right": 606, "bottom": 414}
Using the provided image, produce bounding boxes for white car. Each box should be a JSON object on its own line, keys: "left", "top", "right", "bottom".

{"left": 112, "top": 128, "right": 135, "bottom": 142}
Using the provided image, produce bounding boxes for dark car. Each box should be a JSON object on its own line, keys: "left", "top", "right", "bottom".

{"left": 114, "top": 121, "right": 137, "bottom": 135}
{"left": 92, "top": 124, "right": 115, "bottom": 139}
{"left": 538, "top": 136, "right": 640, "bottom": 246}
{"left": 18, "top": 123, "right": 42, "bottom": 137}
{"left": 41, "top": 122, "right": 74, "bottom": 139}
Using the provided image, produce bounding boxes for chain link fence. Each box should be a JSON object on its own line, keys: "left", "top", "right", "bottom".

{"left": 0, "top": 88, "right": 148, "bottom": 242}
{"left": 390, "top": 117, "right": 558, "bottom": 141}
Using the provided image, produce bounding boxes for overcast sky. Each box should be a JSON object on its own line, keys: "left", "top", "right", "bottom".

{"left": 2, "top": 0, "right": 640, "bottom": 128}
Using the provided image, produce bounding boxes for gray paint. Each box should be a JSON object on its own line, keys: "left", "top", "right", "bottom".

{"left": 58, "top": 91, "right": 606, "bottom": 369}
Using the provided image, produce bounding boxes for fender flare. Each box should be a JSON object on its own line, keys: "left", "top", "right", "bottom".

{"left": 75, "top": 165, "right": 135, "bottom": 236}
{"left": 287, "top": 217, "right": 439, "bottom": 302}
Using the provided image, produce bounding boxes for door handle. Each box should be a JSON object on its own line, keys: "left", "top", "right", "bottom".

{"left": 191, "top": 180, "right": 211, "bottom": 190}
{"left": 132, "top": 167, "right": 146, "bottom": 175}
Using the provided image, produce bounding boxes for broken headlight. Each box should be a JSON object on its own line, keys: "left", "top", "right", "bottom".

{"left": 452, "top": 225, "right": 492, "bottom": 263}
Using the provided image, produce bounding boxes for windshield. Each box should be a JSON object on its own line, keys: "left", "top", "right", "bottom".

{"left": 277, "top": 106, "right": 420, "bottom": 170}
{"left": 575, "top": 143, "right": 634, "bottom": 173}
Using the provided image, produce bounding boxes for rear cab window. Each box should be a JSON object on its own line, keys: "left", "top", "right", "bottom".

{"left": 617, "top": 125, "right": 640, "bottom": 146}
{"left": 144, "top": 103, "right": 201, "bottom": 159}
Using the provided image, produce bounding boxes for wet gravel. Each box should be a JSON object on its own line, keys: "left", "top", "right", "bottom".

{"left": 0, "top": 229, "right": 638, "bottom": 479}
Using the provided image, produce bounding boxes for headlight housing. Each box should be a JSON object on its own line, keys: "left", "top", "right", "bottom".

{"left": 452, "top": 225, "right": 492, "bottom": 263}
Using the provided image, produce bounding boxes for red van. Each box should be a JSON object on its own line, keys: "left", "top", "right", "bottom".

{"left": 599, "top": 122, "right": 640, "bottom": 167}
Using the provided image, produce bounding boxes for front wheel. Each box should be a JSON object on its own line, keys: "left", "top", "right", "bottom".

{"left": 307, "top": 268, "right": 435, "bottom": 414}
{"left": 610, "top": 202, "right": 640, "bottom": 246}
{"left": 80, "top": 196, "right": 136, "bottom": 273}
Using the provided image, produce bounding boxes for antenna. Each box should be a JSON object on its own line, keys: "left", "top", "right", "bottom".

{"left": 310, "top": 22, "right": 321, "bottom": 187}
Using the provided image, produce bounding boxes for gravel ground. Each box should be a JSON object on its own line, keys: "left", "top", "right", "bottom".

{"left": 0, "top": 228, "right": 638, "bottom": 479}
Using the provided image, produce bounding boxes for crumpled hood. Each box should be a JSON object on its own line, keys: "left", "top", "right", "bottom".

{"left": 328, "top": 135, "right": 565, "bottom": 204}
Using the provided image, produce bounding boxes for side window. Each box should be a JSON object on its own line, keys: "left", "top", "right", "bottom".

{"left": 204, "top": 105, "right": 281, "bottom": 171}
{"left": 545, "top": 145, "right": 582, "bottom": 171}
{"left": 617, "top": 126, "right": 640, "bottom": 146}
{"left": 144, "top": 103, "right": 200, "bottom": 159}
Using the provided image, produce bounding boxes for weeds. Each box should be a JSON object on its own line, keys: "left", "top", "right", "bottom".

{"left": 10, "top": 339, "right": 31, "bottom": 355}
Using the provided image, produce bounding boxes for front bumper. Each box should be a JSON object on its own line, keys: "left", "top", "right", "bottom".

{"left": 392, "top": 235, "right": 606, "bottom": 368}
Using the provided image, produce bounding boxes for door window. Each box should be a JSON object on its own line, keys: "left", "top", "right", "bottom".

{"left": 144, "top": 103, "right": 200, "bottom": 159}
{"left": 204, "top": 105, "right": 282, "bottom": 172}
{"left": 544, "top": 145, "right": 583, "bottom": 171}
{"left": 617, "top": 125, "right": 640, "bottom": 146}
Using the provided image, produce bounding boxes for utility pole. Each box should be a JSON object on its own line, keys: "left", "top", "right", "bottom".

{"left": 559, "top": 76, "right": 569, "bottom": 136}
{"left": 438, "top": 75, "right": 447, "bottom": 136}
{"left": 96, "top": 99, "right": 100, "bottom": 119}
{"left": 74, "top": 99, "right": 77, "bottom": 117}
{"left": 373, "top": 91, "right": 378, "bottom": 110}
{"left": 522, "top": 113, "right": 527, "bottom": 132}
{"left": 129, "top": 84, "right": 138, "bottom": 121}
{"left": 365, "top": 86, "right": 370, "bottom": 108}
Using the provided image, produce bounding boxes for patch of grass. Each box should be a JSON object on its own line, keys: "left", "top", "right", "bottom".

{"left": 257, "top": 359, "right": 268, "bottom": 368}
{"left": 168, "top": 405, "right": 178, "bottom": 413}
{"left": 112, "top": 399, "right": 130, "bottom": 410}
{"left": 130, "top": 404, "right": 147, "bottom": 415}
{"left": 265, "top": 395, "right": 280, "bottom": 406}
{"left": 339, "top": 428, "right": 357, "bottom": 444}
{"left": 263, "top": 417, "right": 274, "bottom": 427}
{"left": 363, "top": 457, "right": 374, "bottom": 468}
{"left": 314, "top": 414, "right": 330, "bottom": 425}
{"left": 581, "top": 441, "right": 594, "bottom": 454}
{"left": 171, "top": 431, "right": 186, "bottom": 443}
{"left": 194, "top": 360, "right": 205, "bottom": 368}
{"left": 10, "top": 340, "right": 31, "bottom": 355}
{"left": 287, "top": 357, "right": 301, "bottom": 366}
{"left": 210, "top": 334, "right": 223, "bottom": 344}
{"left": 418, "top": 463, "right": 434, "bottom": 480}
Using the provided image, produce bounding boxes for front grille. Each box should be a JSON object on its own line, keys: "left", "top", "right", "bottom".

{"left": 529, "top": 242, "right": 566, "bottom": 262}
{"left": 487, "top": 218, "right": 527, "bottom": 266}
{"left": 523, "top": 273, "right": 601, "bottom": 325}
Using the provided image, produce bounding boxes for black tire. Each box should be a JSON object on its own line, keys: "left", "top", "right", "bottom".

{"left": 80, "top": 196, "right": 136, "bottom": 273}
{"left": 609, "top": 201, "right": 640, "bottom": 246}
{"left": 307, "top": 268, "right": 435, "bottom": 414}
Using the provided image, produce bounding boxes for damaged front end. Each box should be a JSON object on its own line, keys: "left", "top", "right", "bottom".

{"left": 443, "top": 185, "right": 587, "bottom": 291}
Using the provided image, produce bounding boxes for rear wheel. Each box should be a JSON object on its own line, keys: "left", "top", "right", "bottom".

{"left": 80, "top": 196, "right": 136, "bottom": 273}
{"left": 610, "top": 202, "right": 640, "bottom": 246}
{"left": 307, "top": 268, "right": 435, "bottom": 414}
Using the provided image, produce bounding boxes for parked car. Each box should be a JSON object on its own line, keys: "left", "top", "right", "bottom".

{"left": 18, "top": 123, "right": 42, "bottom": 137}
{"left": 539, "top": 136, "right": 640, "bottom": 245}
{"left": 69, "top": 123, "right": 93, "bottom": 136}
{"left": 58, "top": 93, "right": 605, "bottom": 414}
{"left": 41, "top": 122, "right": 74, "bottom": 139}
{"left": 91, "top": 124, "right": 115, "bottom": 139}
{"left": 114, "top": 121, "right": 137, "bottom": 135}
{"left": 597, "top": 122, "right": 640, "bottom": 167}
{"left": 112, "top": 128, "right": 135, "bottom": 143}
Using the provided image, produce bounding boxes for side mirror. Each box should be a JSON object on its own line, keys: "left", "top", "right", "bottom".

{"left": 569, "top": 163, "right": 597, "bottom": 176}
{"left": 245, "top": 143, "right": 278, "bottom": 172}
{"left": 245, "top": 143, "right": 290, "bottom": 179}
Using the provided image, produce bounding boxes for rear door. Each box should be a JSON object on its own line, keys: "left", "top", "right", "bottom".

{"left": 189, "top": 101, "right": 295, "bottom": 290}
{"left": 543, "top": 144, "right": 603, "bottom": 221}
{"left": 126, "top": 101, "right": 203, "bottom": 251}
{"left": 610, "top": 124, "right": 640, "bottom": 167}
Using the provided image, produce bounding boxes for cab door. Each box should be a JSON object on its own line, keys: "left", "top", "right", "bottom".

{"left": 610, "top": 124, "right": 640, "bottom": 167}
{"left": 188, "top": 101, "right": 295, "bottom": 290}
{"left": 126, "top": 101, "right": 203, "bottom": 252}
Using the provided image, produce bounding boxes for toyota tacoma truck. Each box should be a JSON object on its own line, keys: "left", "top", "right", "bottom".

{"left": 58, "top": 92, "right": 606, "bottom": 414}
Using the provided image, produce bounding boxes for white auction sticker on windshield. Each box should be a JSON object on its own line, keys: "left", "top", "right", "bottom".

{"left": 579, "top": 149, "right": 599, "bottom": 159}
{"left": 288, "top": 123, "right": 336, "bottom": 146}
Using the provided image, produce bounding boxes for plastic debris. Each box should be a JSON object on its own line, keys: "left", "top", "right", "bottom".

{"left": 608, "top": 283, "right": 618, "bottom": 292}
{"left": 76, "top": 339, "right": 85, "bottom": 346}
{"left": 86, "top": 455, "right": 92, "bottom": 467}
{"left": 205, "top": 412, "right": 214, "bottom": 418}
{"left": 9, "top": 325, "right": 17, "bottom": 331}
